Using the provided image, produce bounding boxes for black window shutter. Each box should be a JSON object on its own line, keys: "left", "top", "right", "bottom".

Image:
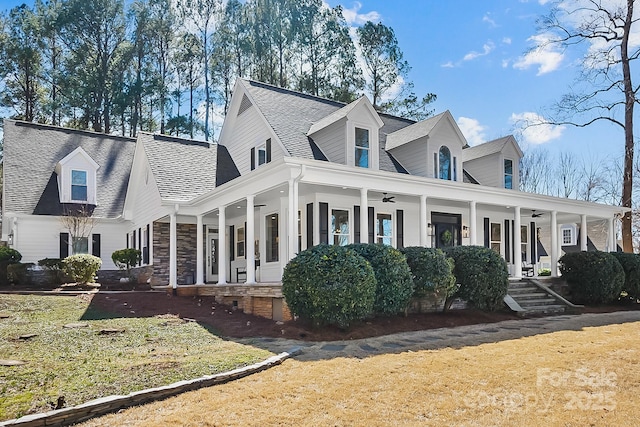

{"left": 266, "top": 138, "right": 272, "bottom": 163}
{"left": 319, "top": 202, "right": 328, "bottom": 244}
{"left": 60, "top": 233, "right": 69, "bottom": 258}
{"left": 354, "top": 206, "right": 361, "bottom": 243}
{"left": 530, "top": 221, "right": 537, "bottom": 264}
{"left": 511, "top": 220, "right": 515, "bottom": 262}
{"left": 306, "top": 203, "right": 314, "bottom": 248}
{"left": 250, "top": 147, "right": 255, "bottom": 170}
{"left": 230, "top": 225, "right": 235, "bottom": 260}
{"left": 132, "top": 231, "right": 136, "bottom": 250}
{"left": 138, "top": 228, "right": 142, "bottom": 265}
{"left": 92, "top": 234, "right": 101, "bottom": 258}
{"left": 244, "top": 222, "right": 247, "bottom": 256}
{"left": 368, "top": 207, "right": 375, "bottom": 244}
{"left": 396, "top": 209, "right": 404, "bottom": 249}
{"left": 126, "top": 234, "right": 129, "bottom": 249}
{"left": 484, "top": 218, "right": 490, "bottom": 248}
{"left": 504, "top": 219, "right": 510, "bottom": 262}
{"left": 144, "top": 224, "right": 150, "bottom": 264}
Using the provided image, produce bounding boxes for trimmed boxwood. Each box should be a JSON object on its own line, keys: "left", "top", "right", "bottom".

{"left": 7, "top": 262, "right": 35, "bottom": 285}
{"left": 0, "top": 247, "right": 22, "bottom": 286}
{"left": 559, "top": 251, "right": 624, "bottom": 304}
{"left": 347, "top": 243, "right": 413, "bottom": 315}
{"left": 444, "top": 245, "right": 509, "bottom": 311}
{"left": 282, "top": 244, "right": 376, "bottom": 328}
{"left": 610, "top": 252, "right": 640, "bottom": 301}
{"left": 400, "top": 246, "right": 456, "bottom": 303}
{"left": 63, "top": 254, "right": 102, "bottom": 285}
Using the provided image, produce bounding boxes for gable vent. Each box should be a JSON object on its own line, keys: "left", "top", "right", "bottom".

{"left": 238, "top": 94, "right": 252, "bottom": 116}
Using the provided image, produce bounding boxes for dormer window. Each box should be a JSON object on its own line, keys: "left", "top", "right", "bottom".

{"left": 439, "top": 146, "right": 452, "bottom": 180}
{"left": 504, "top": 159, "right": 513, "bottom": 189}
{"left": 71, "top": 170, "right": 88, "bottom": 201}
{"left": 251, "top": 138, "right": 271, "bottom": 170}
{"left": 355, "top": 128, "right": 370, "bottom": 168}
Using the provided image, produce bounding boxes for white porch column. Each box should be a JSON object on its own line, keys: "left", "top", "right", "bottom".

{"left": 420, "top": 195, "right": 428, "bottom": 246}
{"left": 580, "top": 214, "right": 588, "bottom": 252}
{"left": 550, "top": 210, "right": 558, "bottom": 277}
{"left": 246, "top": 195, "right": 256, "bottom": 284}
{"left": 469, "top": 201, "right": 477, "bottom": 246}
{"left": 217, "top": 206, "right": 227, "bottom": 285}
{"left": 169, "top": 207, "right": 178, "bottom": 290}
{"left": 608, "top": 217, "right": 616, "bottom": 252}
{"left": 513, "top": 206, "right": 522, "bottom": 278}
{"left": 195, "top": 214, "right": 204, "bottom": 285}
{"left": 361, "top": 188, "right": 369, "bottom": 243}
{"left": 288, "top": 179, "right": 297, "bottom": 261}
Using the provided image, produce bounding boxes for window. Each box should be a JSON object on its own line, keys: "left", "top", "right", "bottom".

{"left": 504, "top": 159, "right": 513, "bottom": 189}
{"left": 331, "top": 209, "right": 350, "bottom": 246}
{"left": 266, "top": 214, "right": 279, "bottom": 262}
{"left": 237, "top": 226, "right": 245, "bottom": 258}
{"left": 72, "top": 236, "right": 89, "bottom": 254}
{"left": 71, "top": 170, "right": 88, "bottom": 201}
{"left": 439, "top": 146, "right": 451, "bottom": 180}
{"left": 142, "top": 226, "right": 149, "bottom": 264}
{"left": 355, "top": 128, "right": 369, "bottom": 168}
{"left": 562, "top": 228, "right": 573, "bottom": 245}
{"left": 251, "top": 139, "right": 271, "bottom": 170}
{"left": 257, "top": 143, "right": 267, "bottom": 166}
{"left": 490, "top": 222, "right": 501, "bottom": 254}
{"left": 521, "top": 225, "right": 528, "bottom": 262}
{"left": 376, "top": 213, "right": 393, "bottom": 246}
{"left": 453, "top": 156, "right": 457, "bottom": 181}
{"left": 297, "top": 210, "right": 302, "bottom": 253}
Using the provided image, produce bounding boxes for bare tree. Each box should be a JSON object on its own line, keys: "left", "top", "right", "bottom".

{"left": 60, "top": 205, "right": 95, "bottom": 255}
{"left": 519, "top": 147, "right": 553, "bottom": 194}
{"left": 532, "top": 0, "right": 638, "bottom": 252}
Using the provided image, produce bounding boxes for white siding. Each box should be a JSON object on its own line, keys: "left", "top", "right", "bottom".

{"left": 312, "top": 118, "right": 346, "bottom": 163}
{"left": 463, "top": 153, "right": 502, "bottom": 187}
{"left": 223, "top": 105, "right": 285, "bottom": 175}
{"left": 13, "top": 215, "right": 128, "bottom": 270}
{"left": 387, "top": 137, "right": 429, "bottom": 177}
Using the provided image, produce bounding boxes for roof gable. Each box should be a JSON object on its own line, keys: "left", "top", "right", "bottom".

{"left": 385, "top": 110, "right": 467, "bottom": 150}
{"left": 462, "top": 135, "right": 523, "bottom": 162}
{"left": 307, "top": 96, "right": 384, "bottom": 136}
{"left": 56, "top": 146, "right": 100, "bottom": 170}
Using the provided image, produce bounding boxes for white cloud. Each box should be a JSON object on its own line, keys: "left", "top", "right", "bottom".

{"left": 482, "top": 14, "right": 497, "bottom": 28}
{"left": 458, "top": 117, "right": 488, "bottom": 146}
{"left": 341, "top": 1, "right": 381, "bottom": 25}
{"left": 513, "top": 34, "right": 564, "bottom": 75}
{"left": 510, "top": 112, "right": 565, "bottom": 145}
{"left": 501, "top": 59, "right": 510, "bottom": 67}
{"left": 463, "top": 41, "right": 496, "bottom": 61}
{"left": 441, "top": 61, "right": 456, "bottom": 68}
{"left": 502, "top": 37, "right": 512, "bottom": 45}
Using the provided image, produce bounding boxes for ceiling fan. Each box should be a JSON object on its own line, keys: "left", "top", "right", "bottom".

{"left": 531, "top": 210, "right": 544, "bottom": 218}
{"left": 382, "top": 193, "right": 396, "bottom": 203}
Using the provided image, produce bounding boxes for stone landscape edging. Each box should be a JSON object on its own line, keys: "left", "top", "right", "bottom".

{"left": 0, "top": 347, "right": 302, "bottom": 427}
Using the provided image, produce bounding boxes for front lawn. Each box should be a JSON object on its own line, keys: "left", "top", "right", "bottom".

{"left": 0, "top": 294, "right": 273, "bottom": 421}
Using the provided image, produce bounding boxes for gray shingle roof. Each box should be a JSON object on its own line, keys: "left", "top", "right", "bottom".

{"left": 241, "top": 79, "right": 412, "bottom": 173}
{"left": 463, "top": 136, "right": 518, "bottom": 162}
{"left": 139, "top": 133, "right": 218, "bottom": 202}
{"left": 3, "top": 120, "right": 135, "bottom": 218}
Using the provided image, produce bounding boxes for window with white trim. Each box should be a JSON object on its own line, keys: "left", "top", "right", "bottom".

{"left": 376, "top": 213, "right": 393, "bottom": 246}
{"left": 355, "top": 128, "right": 369, "bottom": 168}
{"left": 490, "top": 222, "right": 501, "bottom": 254}
{"left": 331, "top": 209, "right": 350, "bottom": 246}
{"left": 237, "top": 226, "right": 245, "bottom": 258}
{"left": 256, "top": 143, "right": 267, "bottom": 167}
{"left": 504, "top": 159, "right": 513, "bottom": 189}
{"left": 439, "top": 146, "right": 452, "bottom": 180}
{"left": 266, "top": 214, "right": 279, "bottom": 262}
{"left": 71, "top": 170, "right": 88, "bottom": 201}
{"left": 560, "top": 224, "right": 577, "bottom": 246}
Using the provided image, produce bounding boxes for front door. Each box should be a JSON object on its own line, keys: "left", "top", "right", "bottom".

{"left": 206, "top": 228, "right": 219, "bottom": 282}
{"left": 432, "top": 212, "right": 462, "bottom": 249}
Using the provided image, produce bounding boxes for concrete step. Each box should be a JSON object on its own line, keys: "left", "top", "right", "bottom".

{"left": 518, "top": 298, "right": 558, "bottom": 306}
{"left": 508, "top": 282, "right": 534, "bottom": 289}
{"left": 521, "top": 304, "right": 566, "bottom": 314}
{"left": 508, "top": 287, "right": 545, "bottom": 295}
{"left": 509, "top": 292, "right": 553, "bottom": 300}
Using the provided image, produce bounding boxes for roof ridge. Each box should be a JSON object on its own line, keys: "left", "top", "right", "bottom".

{"left": 146, "top": 132, "right": 213, "bottom": 147}
{"left": 6, "top": 119, "right": 136, "bottom": 142}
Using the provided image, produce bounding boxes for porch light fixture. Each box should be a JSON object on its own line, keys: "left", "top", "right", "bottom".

{"left": 7, "top": 233, "right": 13, "bottom": 246}
{"left": 462, "top": 226, "right": 469, "bottom": 238}
{"left": 427, "top": 223, "right": 434, "bottom": 236}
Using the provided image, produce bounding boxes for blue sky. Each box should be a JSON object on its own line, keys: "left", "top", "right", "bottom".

{"left": 0, "top": 0, "right": 628, "bottom": 164}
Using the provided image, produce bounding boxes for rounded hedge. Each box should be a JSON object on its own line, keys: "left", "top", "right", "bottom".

{"left": 610, "top": 252, "right": 640, "bottom": 301}
{"left": 400, "top": 246, "right": 456, "bottom": 299}
{"left": 347, "top": 243, "right": 413, "bottom": 316}
{"left": 444, "top": 245, "right": 509, "bottom": 311}
{"left": 559, "top": 251, "right": 624, "bottom": 304}
{"left": 282, "top": 244, "right": 376, "bottom": 328}
{"left": 63, "top": 254, "right": 102, "bottom": 285}
{"left": 0, "top": 246, "right": 22, "bottom": 263}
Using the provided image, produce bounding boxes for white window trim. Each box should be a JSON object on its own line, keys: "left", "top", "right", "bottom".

{"left": 331, "top": 207, "right": 351, "bottom": 246}
{"left": 560, "top": 224, "right": 577, "bottom": 246}
{"left": 236, "top": 226, "right": 245, "bottom": 259}
{"left": 504, "top": 158, "right": 514, "bottom": 189}
{"left": 70, "top": 169, "right": 89, "bottom": 203}
{"left": 490, "top": 222, "right": 502, "bottom": 255}
{"left": 256, "top": 142, "right": 267, "bottom": 167}
{"left": 55, "top": 147, "right": 99, "bottom": 205}
{"left": 375, "top": 212, "right": 394, "bottom": 246}
{"left": 347, "top": 121, "right": 378, "bottom": 169}
{"left": 265, "top": 212, "right": 279, "bottom": 264}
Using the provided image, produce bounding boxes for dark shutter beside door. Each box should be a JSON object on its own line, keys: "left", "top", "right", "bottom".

{"left": 319, "top": 202, "right": 328, "bottom": 244}
{"left": 230, "top": 225, "right": 235, "bottom": 260}
{"left": 92, "top": 234, "right": 101, "bottom": 258}
{"left": 144, "top": 224, "right": 150, "bottom": 264}
{"left": 306, "top": 203, "right": 314, "bottom": 248}
{"left": 354, "top": 206, "right": 361, "bottom": 243}
{"left": 396, "top": 209, "right": 404, "bottom": 249}
{"left": 368, "top": 207, "right": 374, "bottom": 244}
{"left": 60, "top": 233, "right": 69, "bottom": 258}
{"left": 530, "top": 221, "right": 537, "bottom": 264}
{"left": 484, "top": 218, "right": 490, "bottom": 248}
{"left": 504, "top": 219, "right": 511, "bottom": 263}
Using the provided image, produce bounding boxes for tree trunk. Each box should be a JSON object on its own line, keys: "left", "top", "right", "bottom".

{"left": 621, "top": 0, "right": 635, "bottom": 252}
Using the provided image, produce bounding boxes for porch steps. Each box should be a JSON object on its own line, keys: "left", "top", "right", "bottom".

{"left": 506, "top": 279, "right": 567, "bottom": 315}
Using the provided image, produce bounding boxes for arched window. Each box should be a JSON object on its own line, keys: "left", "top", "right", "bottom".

{"left": 439, "top": 146, "right": 452, "bottom": 180}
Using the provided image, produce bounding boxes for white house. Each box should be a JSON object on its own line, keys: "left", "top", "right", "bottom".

{"left": 2, "top": 79, "right": 627, "bottom": 305}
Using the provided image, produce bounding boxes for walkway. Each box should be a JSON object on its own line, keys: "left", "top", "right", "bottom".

{"left": 238, "top": 311, "right": 640, "bottom": 361}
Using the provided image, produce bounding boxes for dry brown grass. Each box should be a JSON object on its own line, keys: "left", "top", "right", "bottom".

{"left": 80, "top": 321, "right": 640, "bottom": 426}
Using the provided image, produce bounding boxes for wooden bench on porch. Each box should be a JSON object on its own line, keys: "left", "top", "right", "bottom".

{"left": 236, "top": 260, "right": 260, "bottom": 282}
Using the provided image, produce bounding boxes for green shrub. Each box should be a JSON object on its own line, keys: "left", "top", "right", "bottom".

{"left": 347, "top": 243, "right": 413, "bottom": 316}
{"left": 610, "top": 252, "right": 640, "bottom": 301}
{"left": 282, "top": 244, "right": 376, "bottom": 328}
{"left": 401, "top": 247, "right": 457, "bottom": 304}
{"left": 111, "top": 248, "right": 142, "bottom": 276}
{"left": 7, "top": 263, "right": 35, "bottom": 285}
{"left": 538, "top": 268, "right": 551, "bottom": 276}
{"left": 559, "top": 251, "right": 624, "bottom": 304}
{"left": 444, "top": 246, "right": 509, "bottom": 311}
{"left": 63, "top": 254, "right": 102, "bottom": 285}
{"left": 0, "top": 246, "right": 22, "bottom": 286}
{"left": 38, "top": 258, "right": 67, "bottom": 285}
